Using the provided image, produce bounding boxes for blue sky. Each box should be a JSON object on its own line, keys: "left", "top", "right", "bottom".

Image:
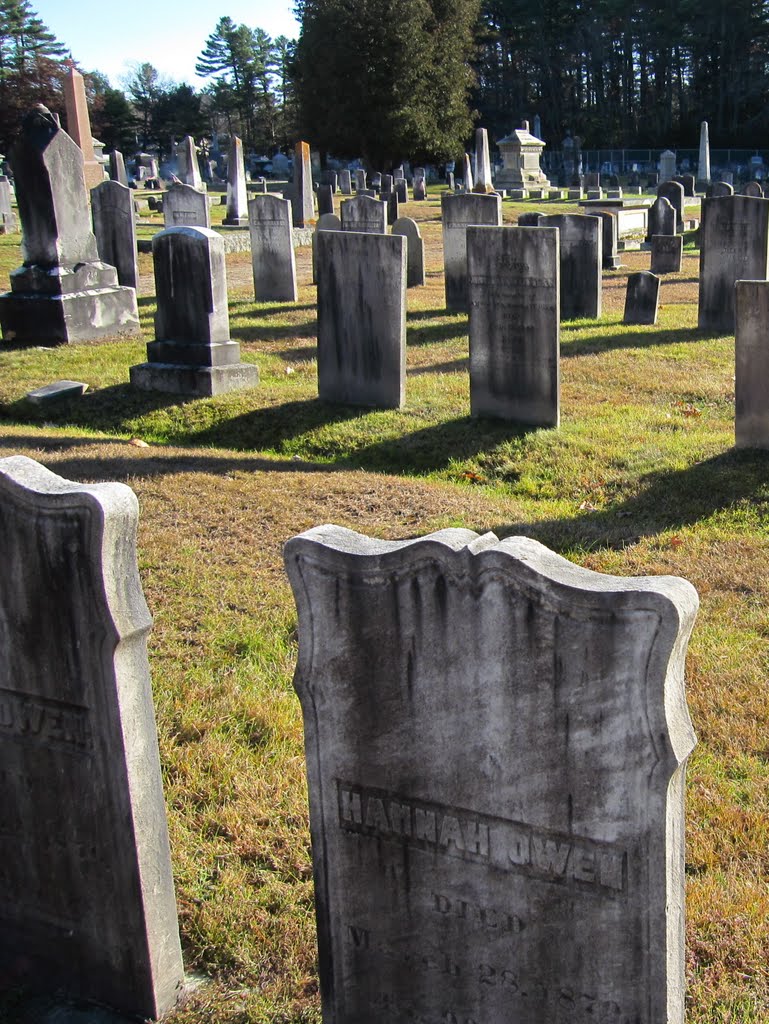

{"left": 33, "top": 0, "right": 300, "bottom": 88}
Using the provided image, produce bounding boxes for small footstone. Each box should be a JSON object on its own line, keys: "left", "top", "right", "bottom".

{"left": 25, "top": 379, "right": 88, "bottom": 404}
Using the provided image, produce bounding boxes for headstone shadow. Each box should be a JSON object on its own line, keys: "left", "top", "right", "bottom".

{"left": 561, "top": 324, "right": 721, "bottom": 357}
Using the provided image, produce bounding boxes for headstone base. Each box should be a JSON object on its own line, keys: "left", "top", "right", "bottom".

{"left": 0, "top": 286, "right": 139, "bottom": 345}
{"left": 223, "top": 216, "right": 249, "bottom": 227}
{"left": 130, "top": 360, "right": 259, "bottom": 396}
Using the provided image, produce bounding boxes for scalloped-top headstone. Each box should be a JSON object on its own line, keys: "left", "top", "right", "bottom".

{"left": 285, "top": 525, "right": 699, "bottom": 1024}
{"left": 0, "top": 456, "right": 184, "bottom": 1018}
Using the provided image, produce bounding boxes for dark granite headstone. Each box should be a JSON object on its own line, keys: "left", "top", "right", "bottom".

{"left": 736, "top": 280, "right": 769, "bottom": 448}
{"left": 646, "top": 196, "right": 676, "bottom": 241}
{"left": 317, "top": 183, "right": 334, "bottom": 216}
{"left": 539, "top": 213, "right": 601, "bottom": 319}
{"left": 391, "top": 216, "right": 425, "bottom": 287}
{"left": 650, "top": 234, "right": 683, "bottom": 274}
{"left": 339, "top": 169, "right": 353, "bottom": 195}
{"left": 90, "top": 179, "right": 138, "bottom": 290}
{"left": 441, "top": 192, "right": 502, "bottom": 311}
{"left": 0, "top": 455, "right": 185, "bottom": 1019}
{"left": 248, "top": 194, "right": 298, "bottom": 302}
{"left": 623, "top": 270, "right": 660, "bottom": 324}
{"left": 707, "top": 181, "right": 734, "bottom": 198}
{"left": 741, "top": 180, "right": 763, "bottom": 197}
{"left": 341, "top": 194, "right": 387, "bottom": 233}
{"left": 284, "top": 524, "right": 699, "bottom": 1024}
{"left": 312, "top": 212, "right": 342, "bottom": 284}
{"left": 592, "top": 208, "right": 621, "bottom": 269}
{"left": 657, "top": 181, "right": 684, "bottom": 231}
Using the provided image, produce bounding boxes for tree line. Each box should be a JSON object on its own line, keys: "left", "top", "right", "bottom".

{"left": 1, "top": 0, "right": 767, "bottom": 167}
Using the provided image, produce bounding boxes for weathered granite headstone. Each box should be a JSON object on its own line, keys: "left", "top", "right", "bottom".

{"left": 742, "top": 180, "right": 763, "bottom": 198}
{"left": 341, "top": 194, "right": 387, "bottom": 233}
{"left": 130, "top": 226, "right": 259, "bottom": 395}
{"left": 517, "top": 211, "right": 543, "bottom": 226}
{"left": 312, "top": 212, "right": 342, "bottom": 284}
{"left": 284, "top": 523, "right": 698, "bottom": 1024}
{"left": 0, "top": 455, "right": 185, "bottom": 1018}
{"left": 707, "top": 181, "right": 734, "bottom": 198}
{"left": 248, "top": 194, "right": 298, "bottom": 302}
{"left": 659, "top": 149, "right": 676, "bottom": 182}
{"left": 735, "top": 280, "right": 769, "bottom": 448}
{"left": 380, "top": 173, "right": 393, "bottom": 197}
{"left": 0, "top": 174, "right": 17, "bottom": 232}
{"left": 539, "top": 214, "right": 601, "bottom": 319}
{"left": 317, "top": 184, "right": 334, "bottom": 216}
{"left": 468, "top": 225, "right": 559, "bottom": 424}
{"left": 650, "top": 234, "right": 683, "bottom": 274}
{"left": 392, "top": 216, "right": 425, "bottom": 287}
{"left": 163, "top": 182, "right": 210, "bottom": 229}
{"left": 698, "top": 121, "right": 710, "bottom": 187}
{"left": 698, "top": 195, "right": 769, "bottom": 332}
{"left": 316, "top": 231, "right": 406, "bottom": 408}
{"left": 473, "top": 127, "right": 494, "bottom": 194}
{"left": 176, "top": 135, "right": 202, "bottom": 189}
{"left": 461, "top": 153, "right": 474, "bottom": 191}
{"left": 371, "top": 172, "right": 383, "bottom": 190}
{"left": 223, "top": 135, "right": 248, "bottom": 226}
{"left": 646, "top": 195, "right": 676, "bottom": 241}
{"left": 657, "top": 180, "right": 684, "bottom": 231}
{"left": 412, "top": 177, "right": 426, "bottom": 201}
{"left": 592, "top": 208, "right": 620, "bottom": 269}
{"left": 0, "top": 107, "right": 138, "bottom": 345}
{"left": 108, "top": 149, "right": 128, "bottom": 187}
{"left": 323, "top": 170, "right": 338, "bottom": 192}
{"left": 441, "top": 192, "right": 502, "bottom": 311}
{"left": 624, "top": 270, "right": 660, "bottom": 324}
{"left": 63, "top": 67, "right": 104, "bottom": 190}
{"left": 386, "top": 192, "right": 399, "bottom": 225}
{"left": 395, "top": 179, "right": 408, "bottom": 203}
{"left": 292, "top": 140, "right": 315, "bottom": 227}
{"left": 392, "top": 165, "right": 405, "bottom": 180}
{"left": 673, "top": 174, "right": 695, "bottom": 198}
{"left": 339, "top": 169, "right": 353, "bottom": 195}
{"left": 355, "top": 169, "right": 367, "bottom": 192}
{"left": 583, "top": 172, "right": 600, "bottom": 190}
{"left": 90, "top": 179, "right": 138, "bottom": 290}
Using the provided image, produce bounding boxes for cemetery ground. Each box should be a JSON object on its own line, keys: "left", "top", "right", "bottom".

{"left": 0, "top": 194, "right": 767, "bottom": 1023}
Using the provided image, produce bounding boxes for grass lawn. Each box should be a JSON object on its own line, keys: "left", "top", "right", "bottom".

{"left": 0, "top": 191, "right": 766, "bottom": 1023}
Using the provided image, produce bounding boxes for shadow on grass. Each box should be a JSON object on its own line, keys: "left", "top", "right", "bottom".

{"left": 229, "top": 300, "right": 316, "bottom": 316}
{"left": 0, "top": 383, "right": 192, "bottom": 432}
{"left": 229, "top": 319, "right": 316, "bottom": 342}
{"left": 407, "top": 358, "right": 468, "bottom": 376}
{"left": 561, "top": 325, "right": 723, "bottom": 357}
{"left": 492, "top": 449, "right": 769, "bottom": 551}
{"left": 407, "top": 321, "right": 469, "bottom": 345}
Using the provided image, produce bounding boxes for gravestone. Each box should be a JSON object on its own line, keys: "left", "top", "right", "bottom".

{"left": 371, "top": 172, "right": 383, "bottom": 190}
{"left": 292, "top": 140, "right": 315, "bottom": 227}
{"left": 176, "top": 135, "right": 202, "bottom": 189}
{"left": 341, "top": 194, "right": 387, "bottom": 233}
{"left": 339, "top": 169, "right": 353, "bottom": 195}
{"left": 583, "top": 172, "right": 600, "bottom": 190}
{"left": 496, "top": 121, "right": 550, "bottom": 190}
{"left": 223, "top": 135, "right": 248, "bottom": 226}
{"left": 163, "top": 182, "right": 210, "bottom": 229}
{"left": 446, "top": 171, "right": 455, "bottom": 191}
{"left": 249, "top": 194, "right": 298, "bottom": 302}
{"left": 539, "top": 213, "right": 601, "bottom": 319}
{"left": 323, "top": 170, "right": 338, "bottom": 192}
{"left": 316, "top": 230, "right": 406, "bottom": 408}
{"left": 392, "top": 216, "right": 425, "bottom": 287}
{"left": 108, "top": 149, "right": 128, "bottom": 187}
{"left": 742, "top": 180, "right": 763, "bottom": 197}
{"left": 90, "top": 180, "right": 138, "bottom": 290}
{"left": 461, "top": 153, "right": 474, "bottom": 191}
{"left": 673, "top": 174, "right": 695, "bottom": 197}
{"left": 698, "top": 120, "right": 711, "bottom": 187}
{"left": 386, "top": 192, "right": 399, "bottom": 225}
{"left": 0, "top": 174, "right": 17, "bottom": 232}
{"left": 395, "top": 179, "right": 408, "bottom": 203}
{"left": 380, "top": 173, "right": 393, "bottom": 196}
{"left": 0, "top": 107, "right": 138, "bottom": 345}
{"left": 517, "top": 211, "right": 543, "bottom": 226}
{"left": 355, "top": 169, "right": 367, "bottom": 192}
{"left": 63, "top": 66, "right": 104, "bottom": 189}
{"left": 130, "top": 226, "right": 259, "bottom": 395}
{"left": 317, "top": 184, "right": 334, "bottom": 216}
{"left": 707, "top": 181, "right": 734, "bottom": 198}
{"left": 392, "top": 165, "right": 405, "bottom": 180}
{"left": 657, "top": 181, "right": 684, "bottom": 231}
{"left": 592, "top": 208, "right": 620, "bottom": 269}
{"left": 468, "top": 225, "right": 559, "bottom": 424}
{"left": 284, "top": 523, "right": 698, "bottom": 1024}
{"left": 312, "top": 212, "right": 342, "bottom": 284}
{"left": 650, "top": 234, "right": 683, "bottom": 274}
{"left": 624, "top": 271, "right": 660, "bottom": 324}
{"left": 473, "top": 127, "right": 494, "bottom": 194}
{"left": 0, "top": 455, "right": 185, "bottom": 1019}
{"left": 413, "top": 177, "right": 426, "bottom": 201}
{"left": 651, "top": 234, "right": 684, "bottom": 274}
{"left": 646, "top": 195, "right": 676, "bottom": 240}
{"left": 441, "top": 192, "right": 502, "bottom": 311}
{"left": 735, "top": 280, "right": 769, "bottom": 448}
{"left": 698, "top": 195, "right": 769, "bottom": 333}
{"left": 659, "top": 149, "right": 676, "bottom": 182}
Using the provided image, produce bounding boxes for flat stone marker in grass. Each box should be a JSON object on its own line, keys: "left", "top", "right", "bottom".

{"left": 0, "top": 455, "right": 185, "bottom": 1019}
{"left": 735, "top": 280, "right": 769, "bottom": 448}
{"left": 539, "top": 213, "right": 601, "bottom": 319}
{"left": 163, "top": 181, "right": 210, "bottom": 229}
{"left": 392, "top": 216, "right": 425, "bottom": 287}
{"left": 698, "top": 195, "right": 769, "bottom": 333}
{"left": 624, "top": 270, "right": 660, "bottom": 324}
{"left": 90, "top": 180, "right": 138, "bottom": 290}
{"left": 441, "top": 192, "right": 502, "bottom": 311}
{"left": 650, "top": 234, "right": 683, "bottom": 274}
{"left": 468, "top": 225, "right": 559, "bottom": 425}
{"left": 340, "top": 194, "right": 387, "bottom": 234}
{"left": 646, "top": 196, "right": 676, "bottom": 241}
{"left": 130, "top": 226, "right": 259, "bottom": 396}
{"left": 25, "top": 379, "right": 88, "bottom": 404}
{"left": 285, "top": 524, "right": 699, "bottom": 1024}
{"left": 316, "top": 230, "right": 405, "bottom": 408}
{"left": 248, "top": 194, "right": 298, "bottom": 302}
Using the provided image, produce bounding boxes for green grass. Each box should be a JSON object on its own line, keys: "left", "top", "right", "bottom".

{"left": 0, "top": 189, "right": 762, "bottom": 1023}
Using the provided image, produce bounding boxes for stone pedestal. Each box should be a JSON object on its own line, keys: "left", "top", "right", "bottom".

{"left": 495, "top": 120, "right": 550, "bottom": 190}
